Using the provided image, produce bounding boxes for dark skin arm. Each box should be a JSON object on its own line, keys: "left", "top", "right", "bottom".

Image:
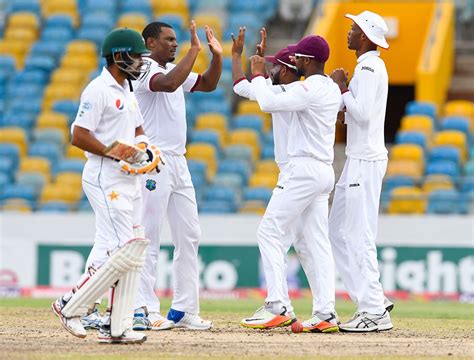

{"left": 192, "top": 26, "right": 223, "bottom": 92}
{"left": 231, "top": 27, "right": 246, "bottom": 82}
{"left": 150, "top": 20, "right": 201, "bottom": 92}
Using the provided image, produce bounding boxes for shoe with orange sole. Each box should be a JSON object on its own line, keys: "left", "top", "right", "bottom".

{"left": 241, "top": 306, "right": 296, "bottom": 329}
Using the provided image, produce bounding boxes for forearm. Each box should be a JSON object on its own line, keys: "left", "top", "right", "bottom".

{"left": 343, "top": 92, "right": 370, "bottom": 125}
{"left": 198, "top": 53, "right": 223, "bottom": 91}
{"left": 232, "top": 54, "right": 246, "bottom": 83}
{"left": 71, "top": 127, "right": 106, "bottom": 156}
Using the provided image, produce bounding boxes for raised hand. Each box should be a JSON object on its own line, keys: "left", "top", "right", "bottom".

{"left": 249, "top": 55, "right": 266, "bottom": 76}
{"left": 231, "top": 27, "right": 246, "bottom": 56}
{"left": 330, "top": 68, "right": 349, "bottom": 92}
{"left": 205, "top": 26, "right": 222, "bottom": 56}
{"left": 190, "top": 20, "right": 201, "bottom": 51}
{"left": 256, "top": 27, "right": 267, "bottom": 57}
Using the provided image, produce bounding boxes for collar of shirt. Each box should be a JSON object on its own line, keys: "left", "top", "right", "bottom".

{"left": 356, "top": 50, "right": 380, "bottom": 63}
{"left": 100, "top": 66, "right": 127, "bottom": 89}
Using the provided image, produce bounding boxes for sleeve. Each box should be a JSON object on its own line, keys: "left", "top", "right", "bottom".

{"left": 234, "top": 77, "right": 286, "bottom": 101}
{"left": 251, "top": 75, "right": 311, "bottom": 113}
{"left": 342, "top": 65, "right": 379, "bottom": 125}
{"left": 135, "top": 61, "right": 165, "bottom": 93}
{"left": 72, "top": 86, "right": 103, "bottom": 132}
{"left": 182, "top": 71, "right": 201, "bottom": 93}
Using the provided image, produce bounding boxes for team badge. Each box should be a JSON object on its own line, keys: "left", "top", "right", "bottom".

{"left": 115, "top": 99, "right": 124, "bottom": 110}
{"left": 145, "top": 179, "right": 156, "bottom": 191}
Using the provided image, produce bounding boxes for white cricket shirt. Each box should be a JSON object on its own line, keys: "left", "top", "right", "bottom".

{"left": 233, "top": 78, "right": 296, "bottom": 166}
{"left": 342, "top": 50, "right": 388, "bottom": 161}
{"left": 133, "top": 58, "right": 200, "bottom": 155}
{"left": 251, "top": 74, "right": 341, "bottom": 164}
{"left": 71, "top": 67, "right": 144, "bottom": 159}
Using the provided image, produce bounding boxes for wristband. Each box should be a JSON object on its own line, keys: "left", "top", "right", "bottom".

{"left": 135, "top": 134, "right": 149, "bottom": 146}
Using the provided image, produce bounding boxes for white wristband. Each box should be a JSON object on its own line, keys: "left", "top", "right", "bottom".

{"left": 135, "top": 134, "right": 149, "bottom": 146}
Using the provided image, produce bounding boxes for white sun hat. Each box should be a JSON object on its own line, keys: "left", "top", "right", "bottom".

{"left": 345, "top": 11, "right": 389, "bottom": 49}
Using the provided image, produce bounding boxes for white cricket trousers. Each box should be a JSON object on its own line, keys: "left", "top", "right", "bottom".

{"left": 135, "top": 154, "right": 201, "bottom": 314}
{"left": 277, "top": 163, "right": 321, "bottom": 315}
{"left": 258, "top": 157, "right": 336, "bottom": 314}
{"left": 82, "top": 157, "right": 143, "bottom": 269}
{"left": 329, "top": 158, "right": 387, "bottom": 314}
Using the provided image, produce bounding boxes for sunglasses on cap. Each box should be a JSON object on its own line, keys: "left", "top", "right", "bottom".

{"left": 294, "top": 53, "right": 315, "bottom": 60}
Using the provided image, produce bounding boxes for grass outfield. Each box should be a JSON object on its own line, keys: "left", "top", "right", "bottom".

{"left": 0, "top": 297, "right": 473, "bottom": 359}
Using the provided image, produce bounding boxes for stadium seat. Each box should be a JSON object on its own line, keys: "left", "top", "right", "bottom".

{"left": 42, "top": 0, "right": 79, "bottom": 26}
{"left": 425, "top": 160, "right": 460, "bottom": 179}
{"left": 117, "top": 13, "right": 149, "bottom": 32}
{"left": 0, "top": 55, "right": 19, "bottom": 75}
{"left": 40, "top": 183, "right": 82, "bottom": 204}
{"left": 8, "top": 12, "right": 39, "bottom": 31}
{"left": 0, "top": 183, "right": 36, "bottom": 202}
{"left": 218, "top": 159, "right": 251, "bottom": 184}
{"left": 54, "top": 159, "right": 84, "bottom": 174}
{"left": 0, "top": 157, "right": 16, "bottom": 180}
{"left": 52, "top": 100, "right": 78, "bottom": 123}
{"left": 33, "top": 128, "right": 66, "bottom": 148}
{"left": 55, "top": 171, "right": 82, "bottom": 188}
{"left": 65, "top": 40, "right": 97, "bottom": 57}
{"left": 255, "top": 160, "right": 279, "bottom": 176}
{"left": 223, "top": 145, "right": 253, "bottom": 165}
{"left": 390, "top": 144, "right": 424, "bottom": 168}
{"left": 433, "top": 130, "right": 468, "bottom": 162}
{"left": 234, "top": 115, "right": 265, "bottom": 139}
{"left": 16, "top": 171, "right": 47, "bottom": 196}
{"left": 151, "top": 0, "right": 189, "bottom": 18}
{"left": 395, "top": 131, "right": 427, "bottom": 149}
{"left": 0, "top": 143, "right": 20, "bottom": 165}
{"left": 28, "top": 142, "right": 62, "bottom": 165}
{"left": 228, "top": 129, "right": 261, "bottom": 160}
{"left": 191, "top": 130, "right": 222, "bottom": 152}
{"left": 65, "top": 144, "right": 85, "bottom": 160}
{"left": 243, "top": 186, "right": 272, "bottom": 204}
{"left": 212, "top": 173, "right": 243, "bottom": 193}
{"left": 44, "top": 14, "right": 74, "bottom": 30}
{"left": 427, "top": 190, "right": 468, "bottom": 215}
{"left": 429, "top": 146, "right": 461, "bottom": 168}
{"left": 0, "top": 127, "right": 28, "bottom": 156}
{"left": 5, "top": 27, "right": 38, "bottom": 44}
{"left": 199, "top": 200, "right": 235, "bottom": 214}
{"left": 186, "top": 143, "right": 217, "bottom": 179}
{"left": 249, "top": 172, "right": 277, "bottom": 189}
{"left": 460, "top": 176, "right": 474, "bottom": 194}
{"left": 51, "top": 69, "right": 87, "bottom": 86}
{"left": 205, "top": 185, "right": 238, "bottom": 209}
{"left": 194, "top": 13, "right": 222, "bottom": 38}
{"left": 195, "top": 113, "right": 228, "bottom": 143}
{"left": 386, "top": 160, "right": 423, "bottom": 179}
{"left": 441, "top": 116, "right": 471, "bottom": 137}
{"left": 422, "top": 174, "right": 455, "bottom": 194}
{"left": 37, "top": 200, "right": 71, "bottom": 212}
{"left": 382, "top": 175, "right": 416, "bottom": 194}
{"left": 36, "top": 111, "right": 69, "bottom": 135}
{"left": 156, "top": 14, "right": 186, "bottom": 30}
{"left": 443, "top": 100, "right": 474, "bottom": 120}
{"left": 387, "top": 187, "right": 426, "bottom": 214}
{"left": 236, "top": 100, "right": 270, "bottom": 128}
{"left": 262, "top": 144, "right": 275, "bottom": 160}
{"left": 19, "top": 156, "right": 51, "bottom": 179}
{"left": 405, "top": 101, "right": 437, "bottom": 120}
{"left": 464, "top": 160, "right": 474, "bottom": 176}
{"left": 9, "top": 0, "right": 41, "bottom": 14}
{"left": 1, "top": 198, "right": 33, "bottom": 212}
{"left": 239, "top": 200, "right": 267, "bottom": 215}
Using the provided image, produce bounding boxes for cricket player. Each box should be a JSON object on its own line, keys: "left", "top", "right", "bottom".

{"left": 240, "top": 35, "right": 341, "bottom": 332}
{"left": 132, "top": 20, "right": 222, "bottom": 331}
{"left": 329, "top": 11, "right": 393, "bottom": 332}
{"left": 232, "top": 28, "right": 336, "bottom": 332}
{"left": 52, "top": 28, "right": 157, "bottom": 344}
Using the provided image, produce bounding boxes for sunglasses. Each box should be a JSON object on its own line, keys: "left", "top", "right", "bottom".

{"left": 294, "top": 53, "right": 315, "bottom": 60}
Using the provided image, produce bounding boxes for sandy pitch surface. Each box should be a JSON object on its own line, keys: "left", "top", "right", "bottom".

{"left": 1, "top": 308, "right": 473, "bottom": 359}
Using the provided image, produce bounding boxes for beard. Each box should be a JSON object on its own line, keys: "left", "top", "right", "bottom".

{"left": 296, "top": 68, "right": 305, "bottom": 78}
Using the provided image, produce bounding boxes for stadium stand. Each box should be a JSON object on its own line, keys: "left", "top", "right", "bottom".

{"left": 0, "top": 0, "right": 472, "bottom": 216}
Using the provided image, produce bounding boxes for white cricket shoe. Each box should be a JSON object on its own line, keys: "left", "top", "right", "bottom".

{"left": 148, "top": 312, "right": 174, "bottom": 330}
{"left": 81, "top": 308, "right": 102, "bottom": 330}
{"left": 241, "top": 305, "right": 296, "bottom": 329}
{"left": 97, "top": 327, "right": 147, "bottom": 344}
{"left": 167, "top": 308, "right": 212, "bottom": 330}
{"left": 339, "top": 310, "right": 393, "bottom": 332}
{"left": 51, "top": 297, "right": 87, "bottom": 338}
{"left": 300, "top": 312, "right": 339, "bottom": 333}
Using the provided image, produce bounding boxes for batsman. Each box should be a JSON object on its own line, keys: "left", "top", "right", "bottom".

{"left": 51, "top": 28, "right": 162, "bottom": 344}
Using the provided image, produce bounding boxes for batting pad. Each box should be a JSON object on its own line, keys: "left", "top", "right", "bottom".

{"left": 61, "top": 238, "right": 150, "bottom": 318}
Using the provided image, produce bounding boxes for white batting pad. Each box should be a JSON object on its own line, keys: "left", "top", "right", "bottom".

{"left": 61, "top": 238, "right": 150, "bottom": 318}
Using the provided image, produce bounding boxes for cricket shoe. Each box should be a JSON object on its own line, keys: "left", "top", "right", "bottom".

{"left": 339, "top": 310, "right": 393, "bottom": 332}
{"left": 167, "top": 308, "right": 213, "bottom": 330}
{"left": 148, "top": 312, "right": 174, "bottom": 330}
{"left": 51, "top": 297, "right": 87, "bottom": 338}
{"left": 97, "top": 326, "right": 147, "bottom": 344}
{"left": 241, "top": 305, "right": 296, "bottom": 329}
{"left": 300, "top": 312, "right": 339, "bottom": 333}
{"left": 384, "top": 297, "right": 394, "bottom": 312}
{"left": 81, "top": 308, "right": 102, "bottom": 330}
{"left": 132, "top": 312, "right": 151, "bottom": 331}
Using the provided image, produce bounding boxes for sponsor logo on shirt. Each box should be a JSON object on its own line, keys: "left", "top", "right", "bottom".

{"left": 361, "top": 66, "right": 374, "bottom": 73}
{"left": 349, "top": 183, "right": 360, "bottom": 187}
{"left": 145, "top": 179, "right": 157, "bottom": 191}
{"left": 115, "top": 99, "right": 124, "bottom": 110}
{"left": 78, "top": 101, "right": 92, "bottom": 117}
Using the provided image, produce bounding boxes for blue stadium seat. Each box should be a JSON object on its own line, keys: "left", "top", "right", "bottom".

{"left": 16, "top": 171, "right": 46, "bottom": 196}
{"left": 191, "top": 130, "right": 222, "bottom": 152}
{"left": 192, "top": 87, "right": 226, "bottom": 103}
{"left": 44, "top": 15, "right": 75, "bottom": 31}
{"left": 441, "top": 116, "right": 471, "bottom": 137}
{"left": 76, "top": 27, "right": 109, "bottom": 48}
{"left": 24, "top": 55, "right": 57, "bottom": 73}
{"left": 429, "top": 146, "right": 461, "bottom": 168}
{"left": 33, "top": 128, "right": 66, "bottom": 148}
{"left": 0, "top": 184, "right": 36, "bottom": 202}
{"left": 425, "top": 160, "right": 460, "bottom": 179}
{"left": 382, "top": 176, "right": 416, "bottom": 193}
{"left": 81, "top": 13, "right": 114, "bottom": 30}
{"left": 0, "top": 172, "right": 10, "bottom": 189}
{"left": 53, "top": 100, "right": 79, "bottom": 124}
{"left": 199, "top": 200, "right": 235, "bottom": 214}
{"left": 395, "top": 131, "right": 427, "bottom": 149}
{"left": 262, "top": 144, "right": 275, "bottom": 159}
{"left": 224, "top": 144, "right": 253, "bottom": 165}
{"left": 121, "top": 0, "right": 152, "bottom": 15}
{"left": 77, "top": 199, "right": 93, "bottom": 212}
{"left": 243, "top": 186, "right": 272, "bottom": 204}
{"left": 0, "top": 143, "right": 20, "bottom": 165}
{"left": 465, "top": 161, "right": 474, "bottom": 176}
{"left": 188, "top": 159, "right": 207, "bottom": 190}
{"left": 12, "top": 70, "right": 48, "bottom": 86}
{"left": 427, "top": 190, "right": 468, "bottom": 214}
{"left": 0, "top": 55, "right": 17, "bottom": 75}
{"left": 30, "top": 40, "right": 66, "bottom": 59}
{"left": 218, "top": 159, "right": 251, "bottom": 184}
{"left": 0, "top": 113, "right": 36, "bottom": 129}
{"left": 7, "top": 84, "right": 44, "bottom": 99}
{"left": 81, "top": 0, "right": 117, "bottom": 12}
{"left": 38, "top": 201, "right": 71, "bottom": 212}
{"left": 405, "top": 101, "right": 437, "bottom": 120}
{"left": 9, "top": 97, "right": 42, "bottom": 116}
{"left": 195, "top": 99, "right": 231, "bottom": 118}
{"left": 8, "top": 0, "right": 41, "bottom": 14}
{"left": 212, "top": 173, "right": 243, "bottom": 192}
{"left": 42, "top": 27, "right": 73, "bottom": 42}
{"left": 55, "top": 159, "right": 85, "bottom": 174}
{"left": 0, "top": 157, "right": 16, "bottom": 179}
{"left": 205, "top": 185, "right": 238, "bottom": 208}
{"left": 233, "top": 115, "right": 264, "bottom": 139}
{"left": 460, "top": 176, "right": 474, "bottom": 194}
{"left": 29, "top": 142, "right": 62, "bottom": 164}
{"left": 156, "top": 14, "right": 185, "bottom": 30}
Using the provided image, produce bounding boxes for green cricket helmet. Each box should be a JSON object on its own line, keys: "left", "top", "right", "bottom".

{"left": 101, "top": 28, "right": 151, "bottom": 80}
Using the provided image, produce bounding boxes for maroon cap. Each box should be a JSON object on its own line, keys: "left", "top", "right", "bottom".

{"left": 287, "top": 35, "right": 330, "bottom": 63}
{"left": 264, "top": 47, "right": 297, "bottom": 70}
